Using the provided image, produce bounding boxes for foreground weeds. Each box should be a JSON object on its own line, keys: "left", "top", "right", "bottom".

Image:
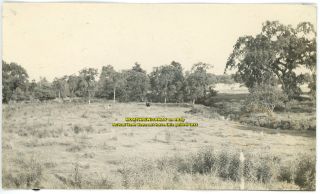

{"left": 117, "top": 147, "right": 315, "bottom": 190}
{"left": 3, "top": 156, "right": 43, "bottom": 189}
{"left": 2, "top": 147, "right": 315, "bottom": 190}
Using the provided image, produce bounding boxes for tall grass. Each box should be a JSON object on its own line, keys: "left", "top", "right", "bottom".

{"left": 54, "top": 162, "right": 114, "bottom": 189}
{"left": 2, "top": 148, "right": 314, "bottom": 190}
{"left": 117, "top": 147, "right": 315, "bottom": 190}
{"left": 3, "top": 156, "right": 43, "bottom": 189}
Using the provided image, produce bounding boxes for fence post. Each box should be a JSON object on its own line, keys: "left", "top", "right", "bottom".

{"left": 239, "top": 151, "right": 245, "bottom": 190}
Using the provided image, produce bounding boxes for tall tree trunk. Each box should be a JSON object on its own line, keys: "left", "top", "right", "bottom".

{"left": 192, "top": 99, "right": 195, "bottom": 104}
{"left": 88, "top": 90, "right": 91, "bottom": 104}
{"left": 58, "top": 91, "right": 61, "bottom": 99}
{"left": 113, "top": 87, "right": 116, "bottom": 104}
{"left": 164, "top": 83, "right": 168, "bottom": 104}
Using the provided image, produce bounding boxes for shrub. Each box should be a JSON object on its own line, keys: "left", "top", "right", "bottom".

{"left": 156, "top": 155, "right": 191, "bottom": 173}
{"left": 85, "top": 125, "right": 94, "bottom": 133}
{"left": 294, "top": 157, "right": 316, "bottom": 190}
{"left": 71, "top": 162, "right": 82, "bottom": 188}
{"left": 73, "top": 125, "right": 83, "bottom": 134}
{"left": 228, "top": 154, "right": 241, "bottom": 181}
{"left": 244, "top": 84, "right": 288, "bottom": 114}
{"left": 243, "top": 157, "right": 257, "bottom": 182}
{"left": 195, "top": 86, "right": 218, "bottom": 106}
{"left": 66, "top": 145, "right": 82, "bottom": 152}
{"left": 191, "top": 147, "right": 216, "bottom": 174}
{"left": 238, "top": 113, "right": 315, "bottom": 131}
{"left": 217, "top": 151, "right": 231, "bottom": 179}
{"left": 278, "top": 164, "right": 295, "bottom": 183}
{"left": 256, "top": 161, "right": 273, "bottom": 183}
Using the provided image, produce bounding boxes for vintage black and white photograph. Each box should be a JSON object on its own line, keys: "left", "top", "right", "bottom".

{"left": 1, "top": 3, "right": 317, "bottom": 190}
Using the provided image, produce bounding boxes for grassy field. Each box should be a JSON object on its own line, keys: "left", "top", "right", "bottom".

{"left": 2, "top": 102, "right": 316, "bottom": 190}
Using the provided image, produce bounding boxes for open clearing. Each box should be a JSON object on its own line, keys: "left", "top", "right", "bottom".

{"left": 2, "top": 102, "right": 316, "bottom": 189}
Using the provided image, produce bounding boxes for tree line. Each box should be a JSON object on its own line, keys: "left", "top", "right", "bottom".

{"left": 2, "top": 21, "right": 316, "bottom": 108}
{"left": 2, "top": 61, "right": 224, "bottom": 104}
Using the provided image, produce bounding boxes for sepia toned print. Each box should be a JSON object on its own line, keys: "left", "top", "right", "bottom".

{"left": 2, "top": 3, "right": 316, "bottom": 190}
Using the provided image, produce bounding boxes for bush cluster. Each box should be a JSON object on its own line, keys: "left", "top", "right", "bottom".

{"left": 117, "top": 148, "right": 315, "bottom": 190}
{"left": 239, "top": 114, "right": 316, "bottom": 131}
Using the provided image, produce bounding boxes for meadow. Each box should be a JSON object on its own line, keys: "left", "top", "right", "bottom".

{"left": 2, "top": 101, "right": 316, "bottom": 190}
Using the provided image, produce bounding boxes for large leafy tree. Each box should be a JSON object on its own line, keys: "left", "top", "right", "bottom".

{"left": 149, "top": 61, "right": 185, "bottom": 103}
{"left": 52, "top": 76, "right": 69, "bottom": 99}
{"left": 2, "top": 61, "right": 29, "bottom": 103}
{"left": 78, "top": 68, "right": 98, "bottom": 103}
{"left": 34, "top": 77, "right": 55, "bottom": 101}
{"left": 225, "top": 21, "right": 316, "bottom": 99}
{"left": 169, "top": 61, "right": 185, "bottom": 103}
{"left": 67, "top": 75, "right": 80, "bottom": 98}
{"left": 28, "top": 79, "right": 37, "bottom": 96}
{"left": 186, "top": 62, "right": 213, "bottom": 104}
{"left": 123, "top": 63, "right": 150, "bottom": 102}
{"left": 97, "top": 65, "right": 115, "bottom": 98}
{"left": 98, "top": 65, "right": 126, "bottom": 103}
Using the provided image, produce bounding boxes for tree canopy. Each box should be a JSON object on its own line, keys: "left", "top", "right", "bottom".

{"left": 225, "top": 21, "right": 316, "bottom": 99}
{"left": 2, "top": 61, "right": 29, "bottom": 103}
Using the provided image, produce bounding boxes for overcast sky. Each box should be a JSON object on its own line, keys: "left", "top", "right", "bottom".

{"left": 3, "top": 3, "right": 316, "bottom": 81}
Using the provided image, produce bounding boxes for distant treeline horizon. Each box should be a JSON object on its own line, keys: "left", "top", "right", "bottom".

{"left": 3, "top": 60, "right": 235, "bottom": 104}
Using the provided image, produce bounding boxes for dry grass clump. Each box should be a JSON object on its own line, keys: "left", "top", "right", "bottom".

{"left": 54, "top": 162, "right": 113, "bottom": 189}
{"left": 15, "top": 123, "right": 60, "bottom": 138}
{"left": 72, "top": 124, "right": 94, "bottom": 134}
{"left": 277, "top": 156, "right": 316, "bottom": 190}
{"left": 2, "top": 156, "right": 43, "bottom": 189}
{"left": 294, "top": 157, "right": 316, "bottom": 190}
{"left": 16, "top": 122, "right": 94, "bottom": 139}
